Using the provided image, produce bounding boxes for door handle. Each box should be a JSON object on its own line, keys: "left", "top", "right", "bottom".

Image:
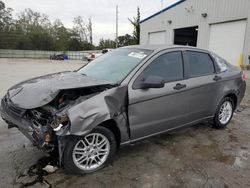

{"left": 173, "top": 83, "right": 186, "bottom": 90}
{"left": 213, "top": 75, "right": 222, "bottom": 81}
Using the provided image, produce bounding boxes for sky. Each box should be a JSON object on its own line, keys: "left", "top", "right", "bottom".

{"left": 5, "top": 0, "right": 179, "bottom": 45}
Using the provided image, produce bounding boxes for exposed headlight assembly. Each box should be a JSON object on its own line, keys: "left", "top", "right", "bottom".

{"left": 52, "top": 115, "right": 69, "bottom": 131}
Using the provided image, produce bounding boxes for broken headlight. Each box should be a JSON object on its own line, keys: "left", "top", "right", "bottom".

{"left": 52, "top": 115, "right": 69, "bottom": 131}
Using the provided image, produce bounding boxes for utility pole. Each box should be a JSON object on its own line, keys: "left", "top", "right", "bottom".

{"left": 89, "top": 17, "right": 93, "bottom": 45}
{"left": 116, "top": 5, "right": 118, "bottom": 48}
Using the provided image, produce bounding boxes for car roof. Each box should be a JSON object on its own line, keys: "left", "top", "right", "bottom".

{"left": 122, "top": 45, "right": 209, "bottom": 53}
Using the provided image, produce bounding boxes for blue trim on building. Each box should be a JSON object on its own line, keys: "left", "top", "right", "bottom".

{"left": 140, "top": 0, "right": 186, "bottom": 24}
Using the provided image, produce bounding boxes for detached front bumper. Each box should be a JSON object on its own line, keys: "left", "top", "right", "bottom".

{"left": 0, "top": 96, "right": 54, "bottom": 151}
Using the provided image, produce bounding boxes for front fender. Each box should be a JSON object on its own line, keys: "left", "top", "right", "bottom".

{"left": 64, "top": 86, "right": 129, "bottom": 140}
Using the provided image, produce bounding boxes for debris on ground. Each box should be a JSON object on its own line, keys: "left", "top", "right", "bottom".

{"left": 42, "top": 165, "right": 58, "bottom": 173}
{"left": 15, "top": 155, "right": 58, "bottom": 187}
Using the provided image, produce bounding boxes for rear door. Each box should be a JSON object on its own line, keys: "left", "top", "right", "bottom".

{"left": 183, "top": 50, "right": 222, "bottom": 122}
{"left": 128, "top": 50, "right": 190, "bottom": 140}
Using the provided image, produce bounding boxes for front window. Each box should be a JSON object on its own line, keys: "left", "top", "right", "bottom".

{"left": 78, "top": 48, "right": 152, "bottom": 83}
{"left": 140, "top": 51, "right": 184, "bottom": 82}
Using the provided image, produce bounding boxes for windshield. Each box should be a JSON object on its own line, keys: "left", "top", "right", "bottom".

{"left": 78, "top": 48, "right": 152, "bottom": 82}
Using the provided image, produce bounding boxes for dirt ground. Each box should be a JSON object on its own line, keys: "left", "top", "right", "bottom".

{"left": 0, "top": 58, "right": 250, "bottom": 188}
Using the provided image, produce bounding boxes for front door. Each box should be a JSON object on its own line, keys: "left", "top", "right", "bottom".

{"left": 128, "top": 50, "right": 190, "bottom": 140}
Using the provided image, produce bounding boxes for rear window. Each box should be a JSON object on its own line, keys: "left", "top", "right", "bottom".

{"left": 187, "top": 51, "right": 215, "bottom": 77}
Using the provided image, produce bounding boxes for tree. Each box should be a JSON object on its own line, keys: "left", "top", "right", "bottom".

{"left": 72, "top": 16, "right": 95, "bottom": 50}
{"left": 117, "top": 34, "right": 135, "bottom": 47}
{"left": 73, "top": 16, "right": 88, "bottom": 42}
{"left": 0, "top": 1, "right": 14, "bottom": 31}
{"left": 73, "top": 16, "right": 93, "bottom": 45}
{"left": 82, "top": 41, "right": 95, "bottom": 50}
{"left": 128, "top": 7, "right": 140, "bottom": 44}
{"left": 98, "top": 38, "right": 116, "bottom": 49}
{"left": 68, "top": 37, "right": 82, "bottom": 51}
{"left": 16, "top": 8, "right": 51, "bottom": 33}
{"left": 51, "top": 19, "right": 70, "bottom": 51}
{"left": 15, "top": 8, "right": 53, "bottom": 50}
{"left": 0, "top": 1, "right": 16, "bottom": 49}
{"left": 0, "top": 3, "right": 97, "bottom": 51}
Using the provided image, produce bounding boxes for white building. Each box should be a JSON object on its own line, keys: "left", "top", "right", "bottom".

{"left": 140, "top": 0, "right": 250, "bottom": 66}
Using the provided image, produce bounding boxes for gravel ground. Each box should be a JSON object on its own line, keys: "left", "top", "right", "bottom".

{"left": 0, "top": 58, "right": 250, "bottom": 188}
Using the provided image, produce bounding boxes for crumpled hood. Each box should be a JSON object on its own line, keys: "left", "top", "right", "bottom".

{"left": 7, "top": 71, "right": 113, "bottom": 109}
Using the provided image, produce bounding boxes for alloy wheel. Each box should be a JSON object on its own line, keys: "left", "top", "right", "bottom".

{"left": 72, "top": 133, "right": 110, "bottom": 171}
{"left": 218, "top": 101, "right": 233, "bottom": 125}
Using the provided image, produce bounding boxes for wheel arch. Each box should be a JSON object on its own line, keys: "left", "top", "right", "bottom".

{"left": 223, "top": 92, "right": 238, "bottom": 110}
{"left": 99, "top": 119, "right": 121, "bottom": 147}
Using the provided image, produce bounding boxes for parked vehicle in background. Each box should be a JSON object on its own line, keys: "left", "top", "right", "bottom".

{"left": 0, "top": 45, "right": 246, "bottom": 174}
{"left": 86, "top": 48, "right": 112, "bottom": 62}
{"left": 50, "top": 54, "right": 68, "bottom": 60}
{"left": 101, "top": 49, "right": 112, "bottom": 54}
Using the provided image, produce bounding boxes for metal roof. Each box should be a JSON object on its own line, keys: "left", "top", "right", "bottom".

{"left": 123, "top": 44, "right": 206, "bottom": 52}
{"left": 140, "top": 0, "right": 186, "bottom": 24}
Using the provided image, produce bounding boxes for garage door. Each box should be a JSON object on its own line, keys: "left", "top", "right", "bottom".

{"left": 209, "top": 20, "right": 247, "bottom": 66}
{"left": 148, "top": 31, "right": 166, "bottom": 44}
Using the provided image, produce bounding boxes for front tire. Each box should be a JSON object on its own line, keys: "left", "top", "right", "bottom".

{"left": 63, "top": 126, "right": 117, "bottom": 174}
{"left": 213, "top": 97, "right": 234, "bottom": 129}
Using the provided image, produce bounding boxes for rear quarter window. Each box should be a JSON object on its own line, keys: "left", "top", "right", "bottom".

{"left": 211, "top": 53, "right": 228, "bottom": 72}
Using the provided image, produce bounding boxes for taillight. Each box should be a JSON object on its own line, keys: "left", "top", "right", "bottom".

{"left": 242, "top": 71, "right": 247, "bottom": 81}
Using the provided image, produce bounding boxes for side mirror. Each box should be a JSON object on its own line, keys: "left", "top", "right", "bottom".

{"left": 138, "top": 75, "right": 165, "bottom": 89}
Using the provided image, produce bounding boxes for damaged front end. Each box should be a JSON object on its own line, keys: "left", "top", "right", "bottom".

{"left": 0, "top": 72, "right": 130, "bottom": 170}
{"left": 0, "top": 82, "right": 117, "bottom": 153}
{"left": 1, "top": 95, "right": 56, "bottom": 151}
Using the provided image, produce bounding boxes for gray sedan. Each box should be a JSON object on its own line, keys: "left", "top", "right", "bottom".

{"left": 0, "top": 45, "right": 246, "bottom": 174}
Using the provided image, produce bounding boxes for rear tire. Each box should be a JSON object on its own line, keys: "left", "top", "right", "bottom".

{"left": 63, "top": 126, "right": 117, "bottom": 174}
{"left": 213, "top": 97, "right": 234, "bottom": 129}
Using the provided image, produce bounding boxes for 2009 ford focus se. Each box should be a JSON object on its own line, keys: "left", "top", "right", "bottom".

{"left": 0, "top": 45, "right": 246, "bottom": 174}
